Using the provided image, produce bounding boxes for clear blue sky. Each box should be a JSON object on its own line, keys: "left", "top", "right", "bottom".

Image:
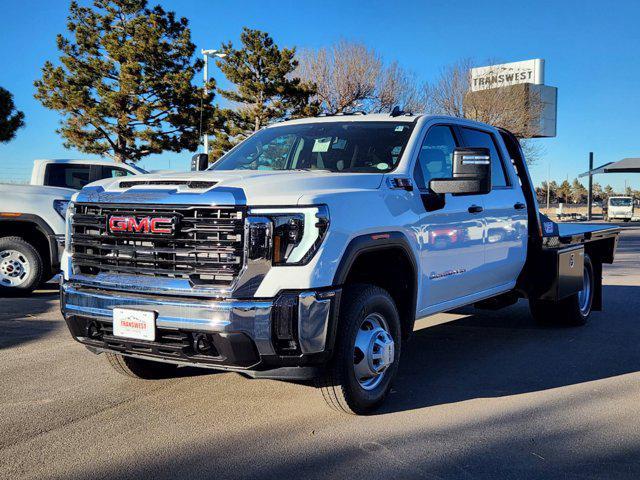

{"left": 1, "top": 0, "right": 639, "bottom": 190}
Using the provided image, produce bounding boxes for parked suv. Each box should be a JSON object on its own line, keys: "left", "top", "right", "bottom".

{"left": 61, "top": 113, "right": 619, "bottom": 414}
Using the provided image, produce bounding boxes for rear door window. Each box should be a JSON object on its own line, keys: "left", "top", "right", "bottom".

{"left": 100, "top": 166, "right": 132, "bottom": 178}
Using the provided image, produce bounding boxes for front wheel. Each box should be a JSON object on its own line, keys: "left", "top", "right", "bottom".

{"left": 317, "top": 285, "right": 401, "bottom": 415}
{"left": 0, "top": 236, "right": 43, "bottom": 295}
{"left": 529, "top": 253, "right": 595, "bottom": 326}
{"left": 106, "top": 353, "right": 178, "bottom": 379}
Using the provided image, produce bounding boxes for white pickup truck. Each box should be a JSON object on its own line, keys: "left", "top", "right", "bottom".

{"left": 0, "top": 159, "right": 145, "bottom": 294}
{"left": 60, "top": 113, "right": 620, "bottom": 414}
{"left": 30, "top": 159, "right": 145, "bottom": 189}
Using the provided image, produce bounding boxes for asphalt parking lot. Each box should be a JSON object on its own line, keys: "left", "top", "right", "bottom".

{"left": 1, "top": 229, "right": 639, "bottom": 480}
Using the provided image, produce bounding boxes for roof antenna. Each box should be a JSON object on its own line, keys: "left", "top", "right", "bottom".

{"left": 390, "top": 105, "right": 403, "bottom": 117}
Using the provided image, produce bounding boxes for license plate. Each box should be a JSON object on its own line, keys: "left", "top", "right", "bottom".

{"left": 113, "top": 308, "right": 156, "bottom": 341}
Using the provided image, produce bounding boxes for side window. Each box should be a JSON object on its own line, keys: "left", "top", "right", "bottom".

{"left": 413, "top": 125, "right": 457, "bottom": 190}
{"left": 459, "top": 127, "right": 509, "bottom": 187}
{"left": 101, "top": 166, "right": 131, "bottom": 179}
{"left": 44, "top": 164, "right": 91, "bottom": 189}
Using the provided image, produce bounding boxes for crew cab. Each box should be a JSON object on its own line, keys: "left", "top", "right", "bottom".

{"left": 60, "top": 113, "right": 620, "bottom": 414}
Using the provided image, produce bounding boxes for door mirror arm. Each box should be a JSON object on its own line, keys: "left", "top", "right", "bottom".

{"left": 420, "top": 191, "right": 445, "bottom": 212}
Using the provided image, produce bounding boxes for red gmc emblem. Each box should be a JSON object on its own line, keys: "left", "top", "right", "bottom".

{"left": 107, "top": 215, "right": 176, "bottom": 235}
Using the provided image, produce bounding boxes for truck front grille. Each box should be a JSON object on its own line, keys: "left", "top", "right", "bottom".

{"left": 71, "top": 203, "right": 246, "bottom": 287}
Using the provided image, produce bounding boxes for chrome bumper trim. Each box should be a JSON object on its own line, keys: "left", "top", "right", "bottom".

{"left": 61, "top": 283, "right": 338, "bottom": 357}
{"left": 298, "top": 291, "right": 333, "bottom": 354}
{"left": 67, "top": 273, "right": 233, "bottom": 298}
{"left": 62, "top": 283, "right": 276, "bottom": 355}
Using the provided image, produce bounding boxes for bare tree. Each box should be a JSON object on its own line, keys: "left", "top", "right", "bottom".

{"left": 373, "top": 61, "right": 427, "bottom": 113}
{"left": 296, "top": 40, "right": 425, "bottom": 114}
{"left": 296, "top": 40, "right": 380, "bottom": 113}
{"left": 423, "top": 59, "right": 472, "bottom": 117}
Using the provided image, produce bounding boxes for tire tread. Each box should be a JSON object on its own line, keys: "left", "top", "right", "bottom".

{"left": 317, "top": 284, "right": 400, "bottom": 415}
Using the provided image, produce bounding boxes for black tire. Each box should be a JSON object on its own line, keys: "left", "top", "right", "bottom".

{"left": 106, "top": 352, "right": 179, "bottom": 379}
{"left": 317, "top": 285, "right": 401, "bottom": 415}
{"left": 529, "top": 254, "right": 595, "bottom": 327}
{"left": 0, "top": 236, "right": 44, "bottom": 296}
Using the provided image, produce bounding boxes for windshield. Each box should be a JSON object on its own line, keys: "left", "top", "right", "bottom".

{"left": 610, "top": 198, "right": 633, "bottom": 207}
{"left": 125, "top": 163, "right": 149, "bottom": 174}
{"left": 210, "top": 121, "right": 415, "bottom": 173}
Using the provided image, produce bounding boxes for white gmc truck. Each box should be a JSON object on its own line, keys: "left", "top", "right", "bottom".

{"left": 60, "top": 113, "right": 620, "bottom": 414}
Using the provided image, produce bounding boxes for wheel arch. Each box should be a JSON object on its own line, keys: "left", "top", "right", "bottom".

{"left": 333, "top": 232, "right": 419, "bottom": 340}
{"left": 0, "top": 215, "right": 58, "bottom": 278}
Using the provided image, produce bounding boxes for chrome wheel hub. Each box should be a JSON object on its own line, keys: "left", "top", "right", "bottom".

{"left": 353, "top": 313, "right": 395, "bottom": 390}
{"left": 577, "top": 264, "right": 592, "bottom": 315}
{"left": 0, "top": 250, "right": 30, "bottom": 287}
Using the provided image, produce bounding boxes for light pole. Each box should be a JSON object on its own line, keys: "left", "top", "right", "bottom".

{"left": 546, "top": 162, "right": 551, "bottom": 211}
{"left": 201, "top": 49, "right": 226, "bottom": 155}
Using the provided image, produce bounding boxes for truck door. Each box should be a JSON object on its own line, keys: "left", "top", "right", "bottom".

{"left": 411, "top": 125, "right": 487, "bottom": 313}
{"left": 458, "top": 127, "right": 527, "bottom": 290}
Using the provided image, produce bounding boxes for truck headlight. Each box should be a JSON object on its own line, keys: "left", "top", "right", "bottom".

{"left": 65, "top": 202, "right": 74, "bottom": 252}
{"left": 249, "top": 206, "right": 329, "bottom": 265}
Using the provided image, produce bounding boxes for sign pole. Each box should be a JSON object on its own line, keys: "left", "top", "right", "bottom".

{"left": 587, "top": 152, "right": 593, "bottom": 221}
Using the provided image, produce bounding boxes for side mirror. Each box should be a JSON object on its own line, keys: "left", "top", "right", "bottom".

{"left": 429, "top": 148, "right": 492, "bottom": 195}
{"left": 191, "top": 153, "right": 209, "bottom": 172}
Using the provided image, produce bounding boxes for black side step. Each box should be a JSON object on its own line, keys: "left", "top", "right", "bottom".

{"left": 474, "top": 291, "right": 520, "bottom": 310}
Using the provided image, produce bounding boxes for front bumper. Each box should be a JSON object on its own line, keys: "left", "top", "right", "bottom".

{"left": 61, "top": 282, "right": 340, "bottom": 378}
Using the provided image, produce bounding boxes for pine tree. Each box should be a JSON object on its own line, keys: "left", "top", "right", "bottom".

{"left": 34, "top": 0, "right": 214, "bottom": 163}
{"left": 604, "top": 184, "right": 614, "bottom": 199}
{"left": 557, "top": 180, "right": 572, "bottom": 203}
{"left": 209, "top": 28, "right": 318, "bottom": 161}
{"left": 571, "top": 178, "right": 587, "bottom": 204}
{"left": 0, "top": 86, "right": 25, "bottom": 143}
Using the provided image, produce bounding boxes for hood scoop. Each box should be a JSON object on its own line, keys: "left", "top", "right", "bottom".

{"left": 119, "top": 180, "right": 217, "bottom": 189}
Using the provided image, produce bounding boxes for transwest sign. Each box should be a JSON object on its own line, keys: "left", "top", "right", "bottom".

{"left": 470, "top": 59, "right": 544, "bottom": 92}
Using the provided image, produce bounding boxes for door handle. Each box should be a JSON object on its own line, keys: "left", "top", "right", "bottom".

{"left": 514, "top": 202, "right": 526, "bottom": 210}
{"left": 468, "top": 205, "right": 483, "bottom": 214}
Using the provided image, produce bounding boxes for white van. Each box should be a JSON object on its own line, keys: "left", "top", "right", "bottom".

{"left": 606, "top": 196, "right": 634, "bottom": 222}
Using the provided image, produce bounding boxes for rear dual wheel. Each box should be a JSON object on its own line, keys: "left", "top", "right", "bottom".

{"left": 529, "top": 253, "right": 594, "bottom": 326}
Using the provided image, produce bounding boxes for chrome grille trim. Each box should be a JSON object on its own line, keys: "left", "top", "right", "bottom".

{"left": 70, "top": 203, "right": 246, "bottom": 288}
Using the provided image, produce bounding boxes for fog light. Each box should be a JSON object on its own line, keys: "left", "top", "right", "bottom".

{"left": 87, "top": 321, "right": 101, "bottom": 339}
{"left": 193, "top": 333, "right": 213, "bottom": 354}
{"left": 272, "top": 293, "right": 299, "bottom": 353}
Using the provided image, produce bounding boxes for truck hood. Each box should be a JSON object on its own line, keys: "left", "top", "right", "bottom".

{"left": 0, "top": 183, "right": 76, "bottom": 199}
{"left": 77, "top": 170, "right": 384, "bottom": 206}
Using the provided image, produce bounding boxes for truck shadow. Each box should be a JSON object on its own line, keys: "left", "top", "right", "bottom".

{"left": 0, "top": 290, "right": 60, "bottom": 350}
{"left": 380, "top": 284, "right": 640, "bottom": 414}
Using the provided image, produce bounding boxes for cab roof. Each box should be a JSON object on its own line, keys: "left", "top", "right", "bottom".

{"left": 270, "top": 112, "right": 423, "bottom": 127}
